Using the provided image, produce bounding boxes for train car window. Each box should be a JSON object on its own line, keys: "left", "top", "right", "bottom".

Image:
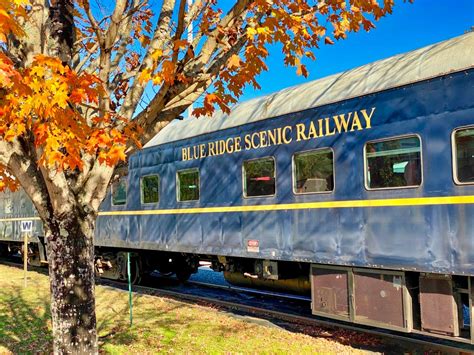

{"left": 293, "top": 149, "right": 334, "bottom": 194}
{"left": 141, "top": 175, "right": 159, "bottom": 204}
{"left": 177, "top": 169, "right": 200, "bottom": 201}
{"left": 365, "top": 136, "right": 422, "bottom": 189}
{"left": 111, "top": 179, "right": 127, "bottom": 205}
{"left": 454, "top": 128, "right": 474, "bottom": 184}
{"left": 243, "top": 157, "right": 276, "bottom": 197}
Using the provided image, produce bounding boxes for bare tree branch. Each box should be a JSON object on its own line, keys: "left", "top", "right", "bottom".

{"left": 108, "top": 0, "right": 142, "bottom": 74}
{"left": 82, "top": 0, "right": 104, "bottom": 46}
{"left": 118, "top": 0, "right": 177, "bottom": 120}
{"left": 126, "top": 0, "right": 253, "bottom": 153}
{"left": 74, "top": 42, "right": 99, "bottom": 73}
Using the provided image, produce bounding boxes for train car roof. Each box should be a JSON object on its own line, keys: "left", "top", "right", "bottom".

{"left": 144, "top": 31, "right": 474, "bottom": 148}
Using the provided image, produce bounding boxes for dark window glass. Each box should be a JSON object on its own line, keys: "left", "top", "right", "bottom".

{"left": 112, "top": 179, "right": 127, "bottom": 205}
{"left": 455, "top": 128, "right": 474, "bottom": 183}
{"left": 177, "top": 169, "right": 199, "bottom": 201}
{"left": 141, "top": 175, "right": 159, "bottom": 204}
{"left": 365, "top": 136, "right": 421, "bottom": 189}
{"left": 294, "top": 149, "right": 334, "bottom": 194}
{"left": 243, "top": 157, "right": 275, "bottom": 197}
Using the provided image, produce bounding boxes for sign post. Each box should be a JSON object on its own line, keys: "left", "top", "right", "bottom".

{"left": 23, "top": 233, "right": 28, "bottom": 287}
{"left": 20, "top": 220, "right": 33, "bottom": 288}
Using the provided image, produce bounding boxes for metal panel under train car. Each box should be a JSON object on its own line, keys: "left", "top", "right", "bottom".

{"left": 311, "top": 265, "right": 350, "bottom": 320}
{"left": 419, "top": 274, "right": 459, "bottom": 337}
{"left": 353, "top": 269, "right": 412, "bottom": 331}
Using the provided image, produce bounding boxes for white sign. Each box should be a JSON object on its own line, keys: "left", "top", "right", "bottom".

{"left": 20, "top": 220, "right": 33, "bottom": 233}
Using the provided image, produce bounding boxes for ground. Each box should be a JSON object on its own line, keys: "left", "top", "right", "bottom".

{"left": 0, "top": 264, "right": 377, "bottom": 354}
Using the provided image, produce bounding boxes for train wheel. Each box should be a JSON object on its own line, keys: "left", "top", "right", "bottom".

{"left": 128, "top": 257, "right": 142, "bottom": 285}
{"left": 27, "top": 245, "right": 42, "bottom": 267}
{"left": 20, "top": 244, "right": 41, "bottom": 267}
{"left": 175, "top": 269, "right": 192, "bottom": 282}
{"left": 117, "top": 252, "right": 142, "bottom": 285}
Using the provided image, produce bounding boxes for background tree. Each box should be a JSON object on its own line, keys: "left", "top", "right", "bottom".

{"left": 0, "top": 0, "right": 401, "bottom": 352}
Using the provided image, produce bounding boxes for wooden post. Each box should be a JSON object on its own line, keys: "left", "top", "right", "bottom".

{"left": 20, "top": 220, "right": 33, "bottom": 288}
{"left": 23, "top": 233, "right": 28, "bottom": 288}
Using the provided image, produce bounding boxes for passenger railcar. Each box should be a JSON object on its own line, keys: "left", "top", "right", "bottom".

{"left": 1, "top": 32, "right": 474, "bottom": 343}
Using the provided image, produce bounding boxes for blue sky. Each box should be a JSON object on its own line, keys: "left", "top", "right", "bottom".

{"left": 240, "top": 0, "right": 474, "bottom": 101}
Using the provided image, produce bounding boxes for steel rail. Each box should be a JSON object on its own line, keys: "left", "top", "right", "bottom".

{"left": 185, "top": 279, "right": 311, "bottom": 302}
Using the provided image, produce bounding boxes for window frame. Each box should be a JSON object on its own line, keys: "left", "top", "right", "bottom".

{"left": 363, "top": 134, "right": 423, "bottom": 191}
{"left": 111, "top": 179, "right": 128, "bottom": 206}
{"left": 452, "top": 125, "right": 474, "bottom": 186}
{"left": 292, "top": 147, "right": 335, "bottom": 195}
{"left": 176, "top": 168, "right": 200, "bottom": 202}
{"left": 140, "top": 174, "right": 160, "bottom": 205}
{"left": 242, "top": 156, "right": 277, "bottom": 199}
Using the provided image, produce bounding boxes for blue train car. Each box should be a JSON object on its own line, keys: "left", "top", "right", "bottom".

{"left": 97, "top": 32, "right": 474, "bottom": 341}
{"left": 1, "top": 32, "right": 474, "bottom": 342}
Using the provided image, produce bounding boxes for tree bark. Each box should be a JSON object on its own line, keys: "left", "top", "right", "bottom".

{"left": 45, "top": 210, "right": 98, "bottom": 354}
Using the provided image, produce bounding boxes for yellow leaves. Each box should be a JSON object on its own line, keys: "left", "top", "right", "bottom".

{"left": 0, "top": 0, "right": 27, "bottom": 43}
{"left": 339, "top": 13, "right": 350, "bottom": 32}
{"left": 151, "top": 49, "right": 163, "bottom": 61}
{"left": 104, "top": 145, "right": 126, "bottom": 166}
{"left": 257, "top": 26, "right": 271, "bottom": 35}
{"left": 246, "top": 27, "right": 257, "bottom": 40}
{"left": 30, "top": 65, "right": 46, "bottom": 78}
{"left": 227, "top": 55, "right": 241, "bottom": 70}
{"left": 0, "top": 48, "right": 134, "bottom": 173}
{"left": 138, "top": 49, "right": 176, "bottom": 86}
{"left": 12, "top": 0, "right": 29, "bottom": 6}
{"left": 138, "top": 68, "right": 152, "bottom": 84}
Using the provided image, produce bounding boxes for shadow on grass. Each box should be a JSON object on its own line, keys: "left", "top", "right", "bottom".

{"left": 0, "top": 286, "right": 53, "bottom": 353}
{"left": 0, "top": 277, "right": 189, "bottom": 353}
{"left": 96, "top": 287, "right": 188, "bottom": 351}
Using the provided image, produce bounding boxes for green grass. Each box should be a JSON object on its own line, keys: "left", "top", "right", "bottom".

{"left": 0, "top": 264, "right": 371, "bottom": 354}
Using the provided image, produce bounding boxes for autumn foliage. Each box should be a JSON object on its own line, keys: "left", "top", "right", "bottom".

{"left": 0, "top": 0, "right": 399, "bottom": 193}
{"left": 1, "top": 5, "right": 143, "bottom": 193}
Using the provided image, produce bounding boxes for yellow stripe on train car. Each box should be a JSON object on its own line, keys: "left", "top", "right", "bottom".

{"left": 1, "top": 195, "right": 473, "bottom": 221}
{"left": 98, "top": 195, "right": 474, "bottom": 216}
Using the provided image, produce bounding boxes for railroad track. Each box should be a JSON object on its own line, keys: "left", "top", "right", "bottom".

{"left": 187, "top": 279, "right": 311, "bottom": 301}
{"left": 2, "top": 258, "right": 473, "bottom": 353}
{"left": 102, "top": 277, "right": 473, "bottom": 354}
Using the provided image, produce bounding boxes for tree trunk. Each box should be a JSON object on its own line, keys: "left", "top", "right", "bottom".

{"left": 45, "top": 212, "right": 98, "bottom": 354}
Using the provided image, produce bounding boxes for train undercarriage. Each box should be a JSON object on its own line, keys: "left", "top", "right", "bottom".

{"left": 1, "top": 239, "right": 473, "bottom": 345}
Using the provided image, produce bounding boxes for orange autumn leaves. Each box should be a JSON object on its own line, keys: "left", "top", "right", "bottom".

{"left": 0, "top": 1, "right": 137, "bottom": 186}
{"left": 0, "top": 0, "right": 26, "bottom": 43}
{"left": 1, "top": 56, "right": 136, "bottom": 170}
{"left": 170, "top": 0, "right": 397, "bottom": 118}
